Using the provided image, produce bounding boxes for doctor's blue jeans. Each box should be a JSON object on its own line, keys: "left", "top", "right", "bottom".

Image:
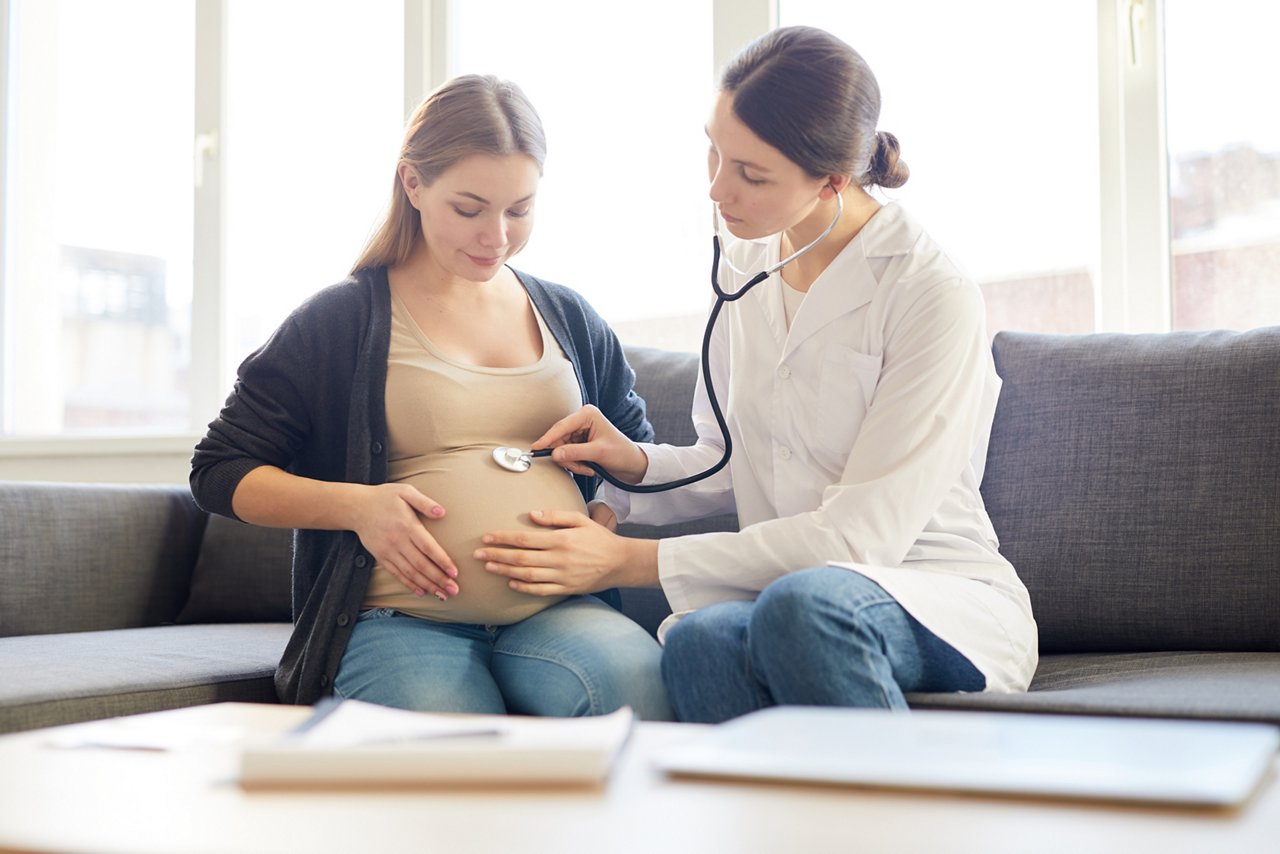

{"left": 660, "top": 566, "right": 985, "bottom": 723}
{"left": 333, "top": 595, "right": 674, "bottom": 721}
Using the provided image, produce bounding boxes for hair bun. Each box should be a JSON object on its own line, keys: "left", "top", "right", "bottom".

{"left": 868, "top": 131, "right": 909, "bottom": 189}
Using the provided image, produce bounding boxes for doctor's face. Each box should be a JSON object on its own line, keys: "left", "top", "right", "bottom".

{"left": 400, "top": 153, "right": 539, "bottom": 282}
{"left": 706, "top": 92, "right": 831, "bottom": 240}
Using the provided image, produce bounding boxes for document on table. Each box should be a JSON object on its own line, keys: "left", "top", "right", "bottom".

{"left": 238, "top": 699, "right": 634, "bottom": 789}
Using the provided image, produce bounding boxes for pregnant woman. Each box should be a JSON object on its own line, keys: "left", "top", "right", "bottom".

{"left": 190, "top": 75, "right": 671, "bottom": 720}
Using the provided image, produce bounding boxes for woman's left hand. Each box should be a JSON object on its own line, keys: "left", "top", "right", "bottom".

{"left": 477, "top": 510, "right": 650, "bottom": 596}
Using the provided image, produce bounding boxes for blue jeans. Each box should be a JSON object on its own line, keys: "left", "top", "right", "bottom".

{"left": 333, "top": 596, "right": 673, "bottom": 721}
{"left": 661, "top": 566, "right": 985, "bottom": 723}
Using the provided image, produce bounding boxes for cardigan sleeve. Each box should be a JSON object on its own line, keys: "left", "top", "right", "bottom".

{"left": 189, "top": 277, "right": 374, "bottom": 521}
{"left": 189, "top": 313, "right": 317, "bottom": 520}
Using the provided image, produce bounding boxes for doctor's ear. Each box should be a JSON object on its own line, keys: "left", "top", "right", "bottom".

{"left": 821, "top": 175, "right": 853, "bottom": 198}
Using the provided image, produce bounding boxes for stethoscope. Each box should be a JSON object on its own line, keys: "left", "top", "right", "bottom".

{"left": 493, "top": 190, "right": 845, "bottom": 493}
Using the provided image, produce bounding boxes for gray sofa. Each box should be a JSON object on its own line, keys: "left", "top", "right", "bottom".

{"left": 2, "top": 330, "right": 1278, "bottom": 734}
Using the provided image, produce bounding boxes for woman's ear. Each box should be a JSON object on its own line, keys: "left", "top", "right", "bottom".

{"left": 398, "top": 162, "right": 422, "bottom": 208}
{"left": 821, "top": 175, "right": 853, "bottom": 198}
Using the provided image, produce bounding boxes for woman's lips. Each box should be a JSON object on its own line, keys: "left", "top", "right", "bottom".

{"left": 468, "top": 253, "right": 503, "bottom": 267}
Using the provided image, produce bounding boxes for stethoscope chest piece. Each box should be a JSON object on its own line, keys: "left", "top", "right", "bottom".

{"left": 492, "top": 446, "right": 535, "bottom": 473}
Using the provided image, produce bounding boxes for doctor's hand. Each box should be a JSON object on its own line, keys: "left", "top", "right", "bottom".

{"left": 350, "top": 483, "right": 460, "bottom": 602}
{"left": 476, "top": 510, "right": 659, "bottom": 596}
{"left": 532, "top": 405, "right": 649, "bottom": 484}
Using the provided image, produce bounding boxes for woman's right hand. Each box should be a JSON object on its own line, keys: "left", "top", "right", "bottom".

{"left": 532, "top": 405, "right": 649, "bottom": 484}
{"left": 350, "top": 483, "right": 459, "bottom": 601}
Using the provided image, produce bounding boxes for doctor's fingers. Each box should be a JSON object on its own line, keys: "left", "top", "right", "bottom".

{"left": 499, "top": 568, "right": 576, "bottom": 597}
{"left": 531, "top": 405, "right": 609, "bottom": 450}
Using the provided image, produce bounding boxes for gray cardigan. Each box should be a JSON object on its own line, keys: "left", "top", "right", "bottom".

{"left": 191, "top": 266, "right": 653, "bottom": 704}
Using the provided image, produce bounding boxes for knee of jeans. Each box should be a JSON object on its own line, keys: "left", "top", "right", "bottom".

{"left": 752, "top": 569, "right": 833, "bottom": 633}
{"left": 752, "top": 567, "right": 891, "bottom": 648}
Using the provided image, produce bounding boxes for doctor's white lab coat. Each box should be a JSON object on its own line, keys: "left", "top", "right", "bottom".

{"left": 601, "top": 203, "right": 1038, "bottom": 693}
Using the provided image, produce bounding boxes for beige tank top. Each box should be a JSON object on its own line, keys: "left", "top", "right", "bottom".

{"left": 362, "top": 291, "right": 587, "bottom": 624}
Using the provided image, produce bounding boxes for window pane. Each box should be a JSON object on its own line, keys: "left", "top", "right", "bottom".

{"left": 1166, "top": 2, "right": 1280, "bottom": 331}
{"left": 3, "top": 0, "right": 194, "bottom": 435}
{"left": 452, "top": 1, "right": 713, "bottom": 350}
{"left": 223, "top": 2, "right": 404, "bottom": 380}
{"left": 780, "top": 1, "right": 1100, "bottom": 335}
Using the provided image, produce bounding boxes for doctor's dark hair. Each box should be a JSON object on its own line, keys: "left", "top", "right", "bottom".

{"left": 352, "top": 75, "right": 547, "bottom": 273}
{"left": 722, "top": 26, "right": 908, "bottom": 190}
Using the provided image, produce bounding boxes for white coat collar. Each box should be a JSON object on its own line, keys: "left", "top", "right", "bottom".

{"left": 779, "top": 202, "right": 919, "bottom": 359}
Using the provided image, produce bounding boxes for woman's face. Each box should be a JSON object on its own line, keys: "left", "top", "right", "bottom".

{"left": 402, "top": 153, "right": 539, "bottom": 282}
{"left": 706, "top": 91, "right": 831, "bottom": 241}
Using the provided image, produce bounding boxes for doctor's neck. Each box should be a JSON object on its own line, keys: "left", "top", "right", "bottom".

{"left": 781, "top": 187, "right": 880, "bottom": 289}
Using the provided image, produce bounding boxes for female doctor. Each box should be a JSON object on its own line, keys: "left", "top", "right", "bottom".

{"left": 476, "top": 25, "right": 1038, "bottom": 722}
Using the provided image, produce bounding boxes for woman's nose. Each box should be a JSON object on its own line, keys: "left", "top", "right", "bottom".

{"left": 479, "top": 217, "right": 508, "bottom": 248}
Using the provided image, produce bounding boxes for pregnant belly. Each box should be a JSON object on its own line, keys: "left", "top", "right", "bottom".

{"left": 363, "top": 446, "right": 587, "bottom": 624}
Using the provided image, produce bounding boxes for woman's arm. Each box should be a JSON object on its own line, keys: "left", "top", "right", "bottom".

{"left": 190, "top": 290, "right": 460, "bottom": 601}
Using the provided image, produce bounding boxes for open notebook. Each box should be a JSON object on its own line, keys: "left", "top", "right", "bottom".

{"left": 652, "top": 706, "right": 1279, "bottom": 806}
{"left": 239, "top": 699, "right": 633, "bottom": 789}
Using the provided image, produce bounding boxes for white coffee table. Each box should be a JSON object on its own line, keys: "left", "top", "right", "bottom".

{"left": 0, "top": 703, "right": 1277, "bottom": 854}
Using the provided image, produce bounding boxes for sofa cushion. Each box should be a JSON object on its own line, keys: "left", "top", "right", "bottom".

{"left": 0, "top": 482, "right": 205, "bottom": 637}
{"left": 908, "top": 651, "right": 1280, "bottom": 724}
{"left": 984, "top": 328, "right": 1280, "bottom": 653}
{"left": 176, "top": 515, "right": 294, "bottom": 624}
{"left": 0, "top": 623, "right": 292, "bottom": 733}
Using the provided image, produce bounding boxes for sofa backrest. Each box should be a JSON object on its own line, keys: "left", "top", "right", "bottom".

{"left": 619, "top": 345, "right": 740, "bottom": 540}
{"left": 0, "top": 481, "right": 206, "bottom": 637}
{"left": 983, "top": 327, "right": 1280, "bottom": 654}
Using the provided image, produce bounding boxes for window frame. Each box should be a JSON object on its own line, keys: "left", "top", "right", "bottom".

{"left": 0, "top": 0, "right": 1192, "bottom": 467}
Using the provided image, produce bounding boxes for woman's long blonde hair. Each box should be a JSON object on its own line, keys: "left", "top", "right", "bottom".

{"left": 351, "top": 75, "right": 547, "bottom": 273}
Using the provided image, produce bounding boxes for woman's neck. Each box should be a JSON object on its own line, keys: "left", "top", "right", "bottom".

{"left": 780, "top": 187, "right": 881, "bottom": 292}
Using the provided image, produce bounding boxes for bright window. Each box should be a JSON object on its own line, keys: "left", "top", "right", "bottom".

{"left": 1165, "top": 1, "right": 1280, "bottom": 331}
{"left": 3, "top": 0, "right": 195, "bottom": 435}
{"left": 223, "top": 2, "right": 404, "bottom": 381}
{"left": 780, "top": 0, "right": 1101, "bottom": 336}
{"left": 451, "top": 0, "right": 714, "bottom": 351}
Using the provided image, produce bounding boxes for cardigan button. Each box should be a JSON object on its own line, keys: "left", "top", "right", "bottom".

{"left": 320, "top": 674, "right": 330, "bottom": 688}
{"left": 337, "top": 613, "right": 350, "bottom": 627}
{"left": 354, "top": 554, "right": 368, "bottom": 569}
{"left": 371, "top": 441, "right": 384, "bottom": 455}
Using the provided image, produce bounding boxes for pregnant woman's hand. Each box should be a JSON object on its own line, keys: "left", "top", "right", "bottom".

{"left": 352, "top": 483, "right": 459, "bottom": 600}
{"left": 531, "top": 405, "right": 649, "bottom": 483}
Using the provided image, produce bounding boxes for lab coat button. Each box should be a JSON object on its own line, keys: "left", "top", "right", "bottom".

{"left": 777, "top": 365, "right": 791, "bottom": 379}
{"left": 779, "top": 446, "right": 792, "bottom": 460}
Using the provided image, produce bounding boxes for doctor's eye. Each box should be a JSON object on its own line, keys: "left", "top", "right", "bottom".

{"left": 739, "top": 166, "right": 766, "bottom": 186}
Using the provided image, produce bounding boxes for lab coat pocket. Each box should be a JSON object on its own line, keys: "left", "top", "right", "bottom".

{"left": 813, "top": 347, "right": 883, "bottom": 468}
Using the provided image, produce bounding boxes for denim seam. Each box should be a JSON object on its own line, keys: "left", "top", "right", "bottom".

{"left": 493, "top": 648, "right": 602, "bottom": 715}
{"left": 841, "top": 598, "right": 906, "bottom": 707}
